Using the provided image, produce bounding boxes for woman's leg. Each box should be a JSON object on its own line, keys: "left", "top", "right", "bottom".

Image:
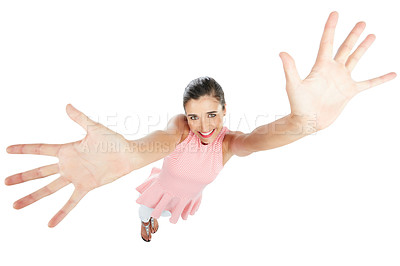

{"left": 138, "top": 204, "right": 172, "bottom": 222}
{"left": 139, "top": 204, "right": 153, "bottom": 242}
{"left": 139, "top": 204, "right": 152, "bottom": 222}
{"left": 138, "top": 204, "right": 171, "bottom": 238}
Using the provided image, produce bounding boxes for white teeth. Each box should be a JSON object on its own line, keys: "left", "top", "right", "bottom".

{"left": 200, "top": 129, "right": 214, "bottom": 136}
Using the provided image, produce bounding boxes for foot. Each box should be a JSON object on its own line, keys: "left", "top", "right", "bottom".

{"left": 150, "top": 217, "right": 159, "bottom": 234}
{"left": 141, "top": 220, "right": 152, "bottom": 242}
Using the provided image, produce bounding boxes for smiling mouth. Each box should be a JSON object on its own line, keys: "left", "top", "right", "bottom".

{"left": 198, "top": 129, "right": 215, "bottom": 138}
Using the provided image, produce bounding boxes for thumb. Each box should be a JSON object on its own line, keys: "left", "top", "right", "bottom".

{"left": 66, "top": 104, "right": 98, "bottom": 132}
{"left": 279, "top": 52, "right": 301, "bottom": 87}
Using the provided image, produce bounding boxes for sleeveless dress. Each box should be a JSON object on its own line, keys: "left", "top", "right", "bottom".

{"left": 136, "top": 126, "right": 230, "bottom": 224}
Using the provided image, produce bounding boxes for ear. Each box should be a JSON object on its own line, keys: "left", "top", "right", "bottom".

{"left": 223, "top": 104, "right": 227, "bottom": 116}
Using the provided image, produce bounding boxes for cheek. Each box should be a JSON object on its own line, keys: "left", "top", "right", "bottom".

{"left": 215, "top": 117, "right": 223, "bottom": 126}
{"left": 188, "top": 122, "right": 197, "bottom": 131}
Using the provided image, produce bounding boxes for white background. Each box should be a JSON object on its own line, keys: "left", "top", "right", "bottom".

{"left": 0, "top": 1, "right": 399, "bottom": 265}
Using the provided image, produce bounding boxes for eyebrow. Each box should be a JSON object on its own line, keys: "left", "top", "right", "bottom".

{"left": 187, "top": 111, "right": 218, "bottom": 116}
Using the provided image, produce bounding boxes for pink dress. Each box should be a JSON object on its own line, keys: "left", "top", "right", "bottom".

{"left": 136, "top": 126, "right": 230, "bottom": 224}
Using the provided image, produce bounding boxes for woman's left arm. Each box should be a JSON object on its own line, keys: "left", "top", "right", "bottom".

{"left": 230, "top": 11, "right": 396, "bottom": 156}
{"left": 229, "top": 114, "right": 315, "bottom": 156}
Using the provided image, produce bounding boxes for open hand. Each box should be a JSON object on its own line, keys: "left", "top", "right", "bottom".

{"left": 279, "top": 11, "right": 396, "bottom": 131}
{"left": 5, "top": 104, "right": 134, "bottom": 227}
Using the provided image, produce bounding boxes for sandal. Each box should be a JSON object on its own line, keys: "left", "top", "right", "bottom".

{"left": 141, "top": 221, "right": 151, "bottom": 242}
{"left": 150, "top": 217, "right": 158, "bottom": 234}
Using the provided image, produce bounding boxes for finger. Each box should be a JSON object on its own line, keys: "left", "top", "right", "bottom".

{"left": 5, "top": 163, "right": 59, "bottom": 185}
{"left": 66, "top": 104, "right": 99, "bottom": 132}
{"left": 6, "top": 143, "right": 62, "bottom": 156}
{"left": 356, "top": 72, "right": 397, "bottom": 92}
{"left": 345, "top": 34, "right": 376, "bottom": 72}
{"left": 48, "top": 189, "right": 88, "bottom": 228}
{"left": 13, "top": 176, "right": 70, "bottom": 209}
{"left": 334, "top": 21, "right": 366, "bottom": 64}
{"left": 279, "top": 52, "right": 301, "bottom": 87}
{"left": 316, "top": 11, "right": 339, "bottom": 62}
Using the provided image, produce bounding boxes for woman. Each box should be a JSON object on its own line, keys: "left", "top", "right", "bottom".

{"left": 4, "top": 12, "right": 396, "bottom": 242}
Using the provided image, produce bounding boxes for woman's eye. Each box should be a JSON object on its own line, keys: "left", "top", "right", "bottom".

{"left": 189, "top": 114, "right": 215, "bottom": 120}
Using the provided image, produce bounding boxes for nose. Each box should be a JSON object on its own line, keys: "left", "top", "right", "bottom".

{"left": 200, "top": 117, "right": 210, "bottom": 132}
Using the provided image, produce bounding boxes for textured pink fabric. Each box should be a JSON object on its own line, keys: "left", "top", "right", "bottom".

{"left": 136, "top": 126, "right": 229, "bottom": 224}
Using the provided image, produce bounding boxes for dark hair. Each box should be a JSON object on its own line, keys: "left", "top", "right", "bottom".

{"left": 183, "top": 76, "right": 226, "bottom": 112}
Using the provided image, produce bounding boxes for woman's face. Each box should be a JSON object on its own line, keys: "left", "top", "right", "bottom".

{"left": 185, "top": 95, "right": 226, "bottom": 145}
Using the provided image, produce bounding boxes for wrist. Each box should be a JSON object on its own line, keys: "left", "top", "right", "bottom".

{"left": 289, "top": 113, "right": 318, "bottom": 135}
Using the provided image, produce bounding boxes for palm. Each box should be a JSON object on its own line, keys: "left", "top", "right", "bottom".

{"left": 289, "top": 61, "right": 356, "bottom": 130}
{"left": 280, "top": 12, "right": 396, "bottom": 131}
{"left": 5, "top": 104, "right": 133, "bottom": 227}
{"left": 58, "top": 125, "right": 132, "bottom": 190}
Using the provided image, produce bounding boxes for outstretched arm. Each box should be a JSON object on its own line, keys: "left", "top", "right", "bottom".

{"left": 229, "top": 114, "right": 315, "bottom": 156}
{"left": 5, "top": 105, "right": 186, "bottom": 227}
{"left": 230, "top": 11, "right": 396, "bottom": 156}
{"left": 129, "top": 113, "right": 188, "bottom": 170}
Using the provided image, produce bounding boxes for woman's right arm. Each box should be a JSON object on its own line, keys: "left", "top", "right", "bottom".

{"left": 129, "top": 113, "right": 188, "bottom": 171}
{"left": 5, "top": 104, "right": 187, "bottom": 227}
